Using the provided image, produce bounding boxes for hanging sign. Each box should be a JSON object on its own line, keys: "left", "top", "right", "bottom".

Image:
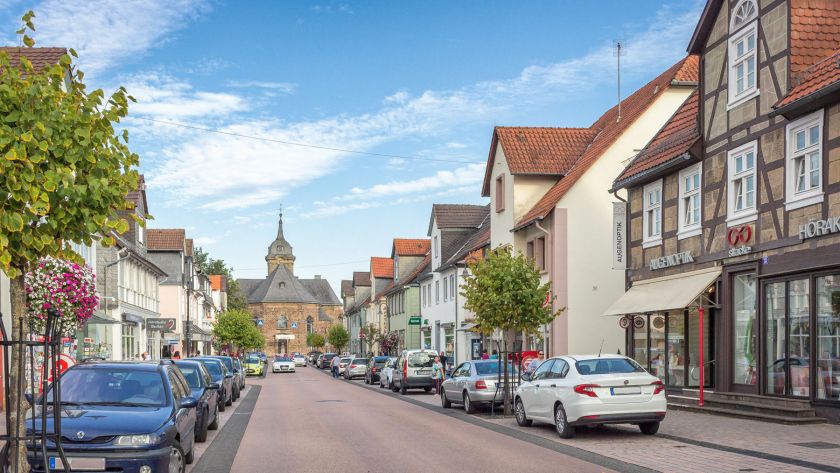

{"left": 619, "top": 316, "right": 631, "bottom": 329}
{"left": 612, "top": 202, "right": 627, "bottom": 270}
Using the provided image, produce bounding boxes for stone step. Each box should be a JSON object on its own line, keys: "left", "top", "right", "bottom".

{"left": 668, "top": 401, "right": 827, "bottom": 425}
{"left": 669, "top": 395, "right": 817, "bottom": 417}
{"left": 674, "top": 389, "right": 814, "bottom": 409}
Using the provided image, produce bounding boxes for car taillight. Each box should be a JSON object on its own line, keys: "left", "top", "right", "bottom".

{"left": 475, "top": 380, "right": 487, "bottom": 390}
{"left": 651, "top": 380, "right": 665, "bottom": 395}
{"left": 403, "top": 360, "right": 408, "bottom": 378}
{"left": 573, "top": 384, "right": 599, "bottom": 398}
{"left": 372, "top": 367, "right": 377, "bottom": 373}
{"left": 350, "top": 364, "right": 356, "bottom": 368}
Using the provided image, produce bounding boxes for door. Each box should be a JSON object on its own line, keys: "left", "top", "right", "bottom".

{"left": 765, "top": 278, "right": 811, "bottom": 397}
{"left": 732, "top": 273, "right": 758, "bottom": 392}
{"left": 168, "top": 370, "right": 194, "bottom": 451}
{"left": 529, "top": 359, "right": 555, "bottom": 420}
{"left": 540, "top": 358, "right": 570, "bottom": 413}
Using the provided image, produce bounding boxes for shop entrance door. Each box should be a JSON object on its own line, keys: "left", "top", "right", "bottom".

{"left": 732, "top": 273, "right": 758, "bottom": 393}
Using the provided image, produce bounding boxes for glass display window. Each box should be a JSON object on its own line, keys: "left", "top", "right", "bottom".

{"left": 733, "top": 273, "right": 757, "bottom": 386}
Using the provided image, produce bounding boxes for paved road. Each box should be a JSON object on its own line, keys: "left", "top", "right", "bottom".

{"left": 217, "top": 365, "right": 614, "bottom": 473}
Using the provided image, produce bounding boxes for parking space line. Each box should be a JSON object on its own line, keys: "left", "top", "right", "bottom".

{"left": 190, "top": 385, "right": 262, "bottom": 473}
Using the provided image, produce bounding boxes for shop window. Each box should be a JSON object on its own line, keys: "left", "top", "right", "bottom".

{"left": 816, "top": 275, "right": 840, "bottom": 400}
{"left": 727, "top": 141, "right": 757, "bottom": 225}
{"left": 785, "top": 110, "right": 824, "bottom": 210}
{"left": 632, "top": 316, "right": 649, "bottom": 368}
{"left": 733, "top": 274, "right": 757, "bottom": 385}
{"left": 678, "top": 163, "right": 702, "bottom": 238}
{"left": 642, "top": 180, "right": 662, "bottom": 248}
{"left": 727, "top": 0, "right": 758, "bottom": 109}
{"left": 765, "top": 279, "right": 810, "bottom": 397}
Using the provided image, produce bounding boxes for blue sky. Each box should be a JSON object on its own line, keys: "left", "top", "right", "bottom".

{"left": 2, "top": 0, "right": 702, "bottom": 293}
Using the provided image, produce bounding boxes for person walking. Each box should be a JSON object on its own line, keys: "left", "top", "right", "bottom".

{"left": 432, "top": 356, "right": 444, "bottom": 397}
{"left": 172, "top": 351, "right": 181, "bottom": 360}
{"left": 527, "top": 351, "right": 544, "bottom": 373}
{"left": 490, "top": 349, "right": 499, "bottom": 360}
{"left": 481, "top": 349, "right": 489, "bottom": 360}
{"left": 330, "top": 354, "right": 340, "bottom": 378}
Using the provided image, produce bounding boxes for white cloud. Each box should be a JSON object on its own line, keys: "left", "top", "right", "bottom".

{"left": 193, "top": 236, "right": 217, "bottom": 246}
{"left": 346, "top": 163, "right": 484, "bottom": 200}
{"left": 226, "top": 80, "right": 297, "bottom": 94}
{"left": 31, "top": 0, "right": 209, "bottom": 74}
{"left": 122, "top": 72, "right": 247, "bottom": 120}
{"left": 301, "top": 201, "right": 382, "bottom": 219}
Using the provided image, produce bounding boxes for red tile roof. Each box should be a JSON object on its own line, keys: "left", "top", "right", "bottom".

{"left": 393, "top": 238, "right": 431, "bottom": 257}
{"left": 146, "top": 229, "right": 186, "bottom": 251}
{"left": 514, "top": 55, "right": 699, "bottom": 230}
{"left": 790, "top": 0, "right": 840, "bottom": 74}
{"left": 0, "top": 47, "right": 66, "bottom": 71}
{"left": 370, "top": 257, "right": 394, "bottom": 279}
{"left": 613, "top": 89, "right": 700, "bottom": 187}
{"left": 481, "top": 127, "right": 598, "bottom": 196}
{"left": 775, "top": 46, "right": 840, "bottom": 111}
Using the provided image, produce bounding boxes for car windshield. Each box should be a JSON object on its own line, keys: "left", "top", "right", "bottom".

{"left": 340, "top": 357, "right": 352, "bottom": 363}
{"left": 373, "top": 356, "right": 389, "bottom": 363}
{"left": 408, "top": 352, "right": 435, "bottom": 368}
{"left": 176, "top": 365, "right": 202, "bottom": 389}
{"left": 474, "top": 362, "right": 517, "bottom": 376}
{"left": 324, "top": 354, "right": 336, "bottom": 360}
{"left": 246, "top": 356, "right": 260, "bottom": 363}
{"left": 56, "top": 368, "right": 167, "bottom": 407}
{"left": 575, "top": 358, "right": 645, "bottom": 375}
{"left": 352, "top": 359, "right": 368, "bottom": 364}
{"left": 198, "top": 360, "right": 223, "bottom": 377}
{"left": 275, "top": 356, "right": 291, "bottom": 361}
{"left": 214, "top": 357, "right": 234, "bottom": 371}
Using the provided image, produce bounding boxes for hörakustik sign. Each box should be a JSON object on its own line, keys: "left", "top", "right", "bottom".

{"left": 649, "top": 251, "right": 694, "bottom": 271}
{"left": 799, "top": 217, "right": 840, "bottom": 241}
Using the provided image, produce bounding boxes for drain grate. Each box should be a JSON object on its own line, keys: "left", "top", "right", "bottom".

{"left": 672, "top": 445, "right": 688, "bottom": 448}
{"left": 316, "top": 399, "right": 345, "bottom": 403}
{"left": 791, "top": 441, "right": 840, "bottom": 449}
{"left": 738, "top": 469, "right": 757, "bottom": 472}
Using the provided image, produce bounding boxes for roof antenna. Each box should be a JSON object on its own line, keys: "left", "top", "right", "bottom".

{"left": 598, "top": 338, "right": 605, "bottom": 358}
{"left": 613, "top": 40, "right": 626, "bottom": 123}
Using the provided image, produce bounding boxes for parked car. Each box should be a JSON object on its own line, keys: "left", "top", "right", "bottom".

{"left": 378, "top": 357, "right": 398, "bottom": 389}
{"left": 365, "top": 356, "right": 390, "bottom": 385}
{"left": 193, "top": 357, "right": 234, "bottom": 408}
{"left": 293, "top": 354, "right": 307, "bottom": 367}
{"left": 308, "top": 351, "right": 323, "bottom": 364}
{"left": 175, "top": 360, "right": 221, "bottom": 442}
{"left": 27, "top": 360, "right": 198, "bottom": 472}
{"left": 514, "top": 355, "right": 666, "bottom": 438}
{"left": 244, "top": 354, "right": 265, "bottom": 376}
{"left": 273, "top": 355, "right": 296, "bottom": 373}
{"left": 392, "top": 350, "right": 438, "bottom": 395}
{"left": 208, "top": 356, "right": 241, "bottom": 401}
{"left": 344, "top": 358, "right": 368, "bottom": 380}
{"left": 337, "top": 356, "right": 352, "bottom": 376}
{"left": 233, "top": 358, "right": 247, "bottom": 389}
{"left": 318, "top": 353, "right": 337, "bottom": 369}
{"left": 441, "top": 360, "right": 517, "bottom": 413}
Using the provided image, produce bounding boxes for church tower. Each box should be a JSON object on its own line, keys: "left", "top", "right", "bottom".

{"left": 266, "top": 210, "right": 295, "bottom": 275}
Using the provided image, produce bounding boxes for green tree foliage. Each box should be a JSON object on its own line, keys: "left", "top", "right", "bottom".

{"left": 213, "top": 309, "right": 265, "bottom": 351}
{"left": 0, "top": 13, "right": 141, "bottom": 470}
{"left": 359, "top": 323, "right": 379, "bottom": 355}
{"left": 461, "top": 245, "right": 562, "bottom": 414}
{"left": 194, "top": 246, "right": 248, "bottom": 311}
{"left": 327, "top": 324, "right": 349, "bottom": 354}
{"left": 306, "top": 332, "right": 325, "bottom": 350}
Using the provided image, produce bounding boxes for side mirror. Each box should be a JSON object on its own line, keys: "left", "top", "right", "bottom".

{"left": 179, "top": 397, "right": 199, "bottom": 409}
{"left": 225, "top": 373, "right": 234, "bottom": 379}
{"left": 208, "top": 382, "right": 221, "bottom": 390}
{"left": 521, "top": 372, "right": 532, "bottom": 382}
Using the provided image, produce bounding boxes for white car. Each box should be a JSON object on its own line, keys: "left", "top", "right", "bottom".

{"left": 378, "top": 357, "right": 398, "bottom": 389}
{"left": 273, "top": 355, "right": 295, "bottom": 373}
{"left": 293, "top": 354, "right": 307, "bottom": 367}
{"left": 514, "top": 354, "right": 666, "bottom": 438}
{"left": 337, "top": 356, "right": 352, "bottom": 376}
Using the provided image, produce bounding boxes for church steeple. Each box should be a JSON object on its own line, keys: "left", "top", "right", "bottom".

{"left": 266, "top": 206, "right": 295, "bottom": 275}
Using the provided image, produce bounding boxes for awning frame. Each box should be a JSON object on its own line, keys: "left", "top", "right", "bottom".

{"left": 604, "top": 266, "right": 722, "bottom": 317}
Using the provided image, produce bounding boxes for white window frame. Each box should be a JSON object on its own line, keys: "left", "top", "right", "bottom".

{"left": 727, "top": 13, "right": 759, "bottom": 109}
{"left": 443, "top": 276, "right": 448, "bottom": 302}
{"left": 727, "top": 141, "right": 758, "bottom": 226}
{"left": 435, "top": 281, "right": 440, "bottom": 304}
{"left": 642, "top": 179, "right": 663, "bottom": 248}
{"left": 785, "top": 110, "right": 824, "bottom": 210}
{"left": 678, "top": 163, "right": 703, "bottom": 239}
{"left": 449, "top": 274, "right": 455, "bottom": 299}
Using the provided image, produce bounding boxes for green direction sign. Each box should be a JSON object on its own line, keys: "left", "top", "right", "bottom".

{"left": 408, "top": 316, "right": 421, "bottom": 326}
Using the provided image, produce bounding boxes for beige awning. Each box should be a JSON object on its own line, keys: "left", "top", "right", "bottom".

{"left": 604, "top": 266, "right": 721, "bottom": 316}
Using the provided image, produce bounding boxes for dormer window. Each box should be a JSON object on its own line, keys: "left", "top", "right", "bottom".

{"left": 727, "top": 0, "right": 759, "bottom": 109}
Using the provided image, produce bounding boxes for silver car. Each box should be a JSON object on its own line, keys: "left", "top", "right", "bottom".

{"left": 344, "top": 358, "right": 368, "bottom": 380}
{"left": 441, "top": 360, "right": 517, "bottom": 414}
{"left": 378, "top": 357, "right": 398, "bottom": 389}
{"left": 337, "top": 356, "right": 352, "bottom": 376}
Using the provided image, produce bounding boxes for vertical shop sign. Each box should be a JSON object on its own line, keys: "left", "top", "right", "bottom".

{"left": 612, "top": 202, "right": 627, "bottom": 270}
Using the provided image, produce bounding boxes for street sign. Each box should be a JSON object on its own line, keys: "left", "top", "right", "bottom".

{"left": 256, "top": 319, "right": 264, "bottom": 328}
{"left": 408, "top": 316, "right": 421, "bottom": 325}
{"left": 147, "top": 318, "right": 176, "bottom": 332}
{"left": 291, "top": 322, "right": 298, "bottom": 329}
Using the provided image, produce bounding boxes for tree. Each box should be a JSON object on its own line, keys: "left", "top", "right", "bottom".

{"left": 0, "top": 13, "right": 141, "bottom": 470}
{"left": 359, "top": 323, "right": 380, "bottom": 356}
{"left": 327, "top": 324, "right": 349, "bottom": 354}
{"left": 306, "top": 332, "right": 325, "bottom": 351}
{"left": 461, "top": 245, "right": 562, "bottom": 415}
{"left": 213, "top": 309, "right": 265, "bottom": 352}
{"left": 378, "top": 331, "right": 400, "bottom": 355}
{"left": 194, "top": 246, "right": 248, "bottom": 311}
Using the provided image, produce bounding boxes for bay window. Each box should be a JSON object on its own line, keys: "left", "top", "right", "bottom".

{"left": 785, "top": 110, "right": 823, "bottom": 210}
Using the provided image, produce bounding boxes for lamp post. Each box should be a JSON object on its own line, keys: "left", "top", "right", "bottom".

{"left": 184, "top": 254, "right": 193, "bottom": 357}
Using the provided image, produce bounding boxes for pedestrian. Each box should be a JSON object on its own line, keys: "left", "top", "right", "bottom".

{"left": 481, "top": 349, "right": 489, "bottom": 360}
{"left": 140, "top": 352, "right": 148, "bottom": 361}
{"left": 330, "top": 354, "right": 340, "bottom": 378}
{"left": 439, "top": 350, "right": 448, "bottom": 371}
{"left": 195, "top": 350, "right": 201, "bottom": 357}
{"left": 432, "top": 356, "right": 444, "bottom": 397}
{"left": 490, "top": 349, "right": 498, "bottom": 360}
{"left": 173, "top": 351, "right": 181, "bottom": 360}
{"left": 527, "top": 351, "right": 544, "bottom": 373}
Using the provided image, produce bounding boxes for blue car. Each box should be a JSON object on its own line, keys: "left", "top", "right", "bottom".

{"left": 192, "top": 357, "right": 234, "bottom": 408}
{"left": 174, "top": 360, "right": 221, "bottom": 442}
{"left": 206, "top": 356, "right": 240, "bottom": 401}
{"left": 27, "top": 360, "right": 198, "bottom": 473}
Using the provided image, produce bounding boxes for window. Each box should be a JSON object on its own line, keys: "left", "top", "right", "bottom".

{"left": 443, "top": 276, "right": 448, "bottom": 302}
{"left": 526, "top": 241, "right": 535, "bottom": 261}
{"left": 547, "top": 359, "right": 568, "bottom": 379}
{"left": 435, "top": 281, "right": 440, "bottom": 304}
{"left": 535, "top": 237, "right": 546, "bottom": 271}
{"left": 306, "top": 316, "right": 314, "bottom": 334}
{"left": 394, "top": 259, "right": 399, "bottom": 280}
{"left": 727, "top": 1, "right": 759, "bottom": 108}
{"left": 642, "top": 180, "right": 663, "bottom": 247}
{"left": 678, "top": 163, "right": 702, "bottom": 238}
{"left": 449, "top": 274, "right": 455, "bottom": 299}
{"left": 727, "top": 141, "right": 758, "bottom": 225}
{"left": 785, "top": 110, "right": 823, "bottom": 210}
{"left": 433, "top": 236, "right": 438, "bottom": 260}
{"left": 495, "top": 174, "right": 505, "bottom": 212}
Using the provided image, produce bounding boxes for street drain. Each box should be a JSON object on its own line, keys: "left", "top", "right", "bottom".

{"left": 738, "top": 469, "right": 757, "bottom": 472}
{"left": 672, "top": 445, "right": 687, "bottom": 448}
{"left": 791, "top": 441, "right": 840, "bottom": 449}
{"left": 316, "top": 400, "right": 345, "bottom": 403}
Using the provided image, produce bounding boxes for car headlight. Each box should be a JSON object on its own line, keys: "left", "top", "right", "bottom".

{"left": 114, "top": 434, "right": 162, "bottom": 446}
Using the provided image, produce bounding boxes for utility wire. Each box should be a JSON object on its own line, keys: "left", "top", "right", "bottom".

{"left": 232, "top": 259, "right": 371, "bottom": 272}
{"left": 132, "top": 116, "right": 483, "bottom": 165}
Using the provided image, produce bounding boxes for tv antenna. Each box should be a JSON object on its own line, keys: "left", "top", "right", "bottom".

{"left": 613, "top": 40, "right": 627, "bottom": 123}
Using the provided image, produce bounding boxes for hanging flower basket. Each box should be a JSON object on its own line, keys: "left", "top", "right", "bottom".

{"left": 25, "top": 256, "right": 99, "bottom": 336}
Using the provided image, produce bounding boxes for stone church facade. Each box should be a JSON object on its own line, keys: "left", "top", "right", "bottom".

{"left": 239, "top": 213, "right": 342, "bottom": 355}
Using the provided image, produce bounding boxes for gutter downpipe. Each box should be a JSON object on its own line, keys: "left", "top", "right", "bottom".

{"left": 533, "top": 219, "right": 552, "bottom": 357}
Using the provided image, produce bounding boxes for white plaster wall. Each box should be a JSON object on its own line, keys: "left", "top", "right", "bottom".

{"left": 559, "top": 87, "right": 691, "bottom": 356}
{"left": 513, "top": 175, "right": 558, "bottom": 221}
{"left": 430, "top": 220, "right": 442, "bottom": 270}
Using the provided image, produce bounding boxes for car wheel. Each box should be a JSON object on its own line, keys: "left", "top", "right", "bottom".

{"left": 463, "top": 392, "right": 477, "bottom": 414}
{"left": 639, "top": 421, "right": 660, "bottom": 435}
{"left": 184, "top": 444, "right": 194, "bottom": 465}
{"left": 441, "top": 389, "right": 452, "bottom": 408}
{"left": 225, "top": 392, "right": 233, "bottom": 406}
{"left": 554, "top": 404, "right": 575, "bottom": 439}
{"left": 169, "top": 441, "right": 186, "bottom": 473}
{"left": 391, "top": 381, "right": 398, "bottom": 393}
{"left": 218, "top": 395, "right": 226, "bottom": 412}
{"left": 400, "top": 382, "right": 407, "bottom": 395}
{"left": 208, "top": 405, "right": 219, "bottom": 430}
{"left": 515, "top": 398, "right": 532, "bottom": 427}
{"left": 195, "top": 408, "right": 209, "bottom": 442}
{"left": 423, "top": 387, "right": 432, "bottom": 393}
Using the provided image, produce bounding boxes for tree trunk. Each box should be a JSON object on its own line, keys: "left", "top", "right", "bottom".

{"left": 9, "top": 275, "right": 31, "bottom": 472}
{"left": 503, "top": 329, "right": 515, "bottom": 416}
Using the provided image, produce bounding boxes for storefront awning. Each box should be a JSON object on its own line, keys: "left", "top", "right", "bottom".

{"left": 604, "top": 266, "right": 721, "bottom": 316}
{"left": 86, "top": 312, "right": 121, "bottom": 325}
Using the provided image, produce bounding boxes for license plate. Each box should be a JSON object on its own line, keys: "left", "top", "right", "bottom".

{"left": 49, "top": 457, "right": 106, "bottom": 471}
{"left": 418, "top": 370, "right": 430, "bottom": 375}
{"left": 611, "top": 386, "right": 642, "bottom": 395}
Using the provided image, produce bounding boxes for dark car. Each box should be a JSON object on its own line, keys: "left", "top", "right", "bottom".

{"left": 192, "top": 357, "right": 233, "bottom": 410}
{"left": 319, "top": 353, "right": 337, "bottom": 369}
{"left": 207, "top": 356, "right": 240, "bottom": 401}
{"left": 174, "top": 360, "right": 220, "bottom": 442}
{"left": 27, "top": 361, "right": 198, "bottom": 473}
{"left": 365, "top": 356, "right": 390, "bottom": 385}
{"left": 232, "top": 358, "right": 246, "bottom": 389}
{"left": 308, "top": 351, "right": 323, "bottom": 364}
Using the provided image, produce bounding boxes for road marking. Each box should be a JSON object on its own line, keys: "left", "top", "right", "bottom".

{"left": 190, "top": 385, "right": 261, "bottom": 473}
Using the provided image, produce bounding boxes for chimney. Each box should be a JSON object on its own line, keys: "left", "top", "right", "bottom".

{"left": 314, "top": 275, "right": 321, "bottom": 279}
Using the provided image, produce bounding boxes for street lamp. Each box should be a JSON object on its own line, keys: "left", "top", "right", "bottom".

{"left": 183, "top": 255, "right": 194, "bottom": 357}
